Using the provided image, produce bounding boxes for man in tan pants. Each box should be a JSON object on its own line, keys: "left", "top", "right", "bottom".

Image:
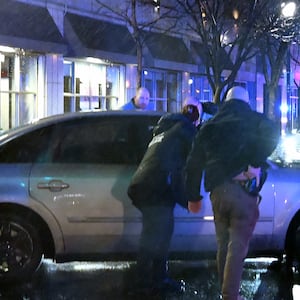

{"left": 186, "top": 86, "right": 279, "bottom": 300}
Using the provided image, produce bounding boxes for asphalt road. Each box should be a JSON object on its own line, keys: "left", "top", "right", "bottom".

{"left": 0, "top": 257, "right": 298, "bottom": 299}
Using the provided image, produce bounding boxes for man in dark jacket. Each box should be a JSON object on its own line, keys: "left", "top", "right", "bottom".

{"left": 185, "top": 86, "right": 280, "bottom": 300}
{"left": 127, "top": 102, "right": 201, "bottom": 295}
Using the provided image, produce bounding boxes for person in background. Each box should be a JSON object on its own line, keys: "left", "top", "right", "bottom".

{"left": 127, "top": 101, "right": 201, "bottom": 296}
{"left": 185, "top": 86, "right": 280, "bottom": 300}
{"left": 121, "top": 87, "right": 154, "bottom": 110}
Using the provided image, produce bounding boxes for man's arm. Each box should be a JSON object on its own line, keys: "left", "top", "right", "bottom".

{"left": 184, "top": 131, "right": 206, "bottom": 208}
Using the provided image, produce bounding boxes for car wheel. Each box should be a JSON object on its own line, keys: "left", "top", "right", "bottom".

{"left": 0, "top": 212, "right": 43, "bottom": 283}
{"left": 286, "top": 216, "right": 300, "bottom": 273}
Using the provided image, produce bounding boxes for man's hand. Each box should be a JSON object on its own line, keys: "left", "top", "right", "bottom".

{"left": 244, "top": 165, "right": 261, "bottom": 187}
{"left": 188, "top": 200, "right": 202, "bottom": 213}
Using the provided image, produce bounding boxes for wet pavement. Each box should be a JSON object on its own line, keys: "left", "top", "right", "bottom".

{"left": 0, "top": 257, "right": 298, "bottom": 299}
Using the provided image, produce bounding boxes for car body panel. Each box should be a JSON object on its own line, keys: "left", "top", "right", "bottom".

{"left": 29, "top": 163, "right": 141, "bottom": 253}
{"left": 0, "top": 164, "right": 31, "bottom": 203}
{"left": 0, "top": 164, "right": 66, "bottom": 253}
{"left": 0, "top": 110, "right": 299, "bottom": 262}
{"left": 264, "top": 165, "right": 300, "bottom": 249}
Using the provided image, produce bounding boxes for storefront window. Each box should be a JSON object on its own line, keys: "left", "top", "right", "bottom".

{"left": 63, "top": 59, "right": 123, "bottom": 112}
{"left": 0, "top": 48, "right": 37, "bottom": 130}
{"left": 143, "top": 69, "right": 181, "bottom": 113}
{"left": 190, "top": 74, "right": 213, "bottom": 102}
{"left": 106, "top": 65, "right": 121, "bottom": 110}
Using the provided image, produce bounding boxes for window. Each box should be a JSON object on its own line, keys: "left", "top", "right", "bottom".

{"left": 51, "top": 115, "right": 159, "bottom": 164}
{"left": 0, "top": 126, "right": 53, "bottom": 163}
{"left": 63, "top": 60, "right": 124, "bottom": 112}
{"left": 143, "top": 69, "right": 180, "bottom": 112}
{"left": 0, "top": 51, "right": 38, "bottom": 130}
{"left": 0, "top": 115, "right": 160, "bottom": 165}
{"left": 189, "top": 75, "right": 213, "bottom": 102}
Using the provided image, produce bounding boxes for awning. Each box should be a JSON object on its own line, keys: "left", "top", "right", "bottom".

{"left": 0, "top": 0, "right": 67, "bottom": 54}
{"left": 191, "top": 41, "right": 233, "bottom": 70}
{"left": 143, "top": 31, "right": 197, "bottom": 72}
{"left": 64, "top": 13, "right": 137, "bottom": 64}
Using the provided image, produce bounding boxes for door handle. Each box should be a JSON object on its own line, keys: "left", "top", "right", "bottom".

{"left": 37, "top": 180, "right": 70, "bottom": 192}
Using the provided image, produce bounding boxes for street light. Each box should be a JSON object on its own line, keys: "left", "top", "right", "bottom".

{"left": 271, "top": 1, "right": 298, "bottom": 42}
{"left": 281, "top": 2, "right": 296, "bottom": 18}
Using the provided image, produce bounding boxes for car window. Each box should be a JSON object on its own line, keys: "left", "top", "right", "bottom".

{"left": 51, "top": 115, "right": 158, "bottom": 164}
{"left": 0, "top": 126, "right": 54, "bottom": 163}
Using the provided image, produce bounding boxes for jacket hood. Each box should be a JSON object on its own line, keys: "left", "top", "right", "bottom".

{"left": 220, "top": 99, "right": 251, "bottom": 113}
{"left": 153, "top": 113, "right": 194, "bottom": 135}
{"left": 210, "top": 99, "right": 252, "bottom": 122}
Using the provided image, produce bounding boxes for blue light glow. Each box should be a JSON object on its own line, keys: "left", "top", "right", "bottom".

{"left": 280, "top": 104, "right": 289, "bottom": 113}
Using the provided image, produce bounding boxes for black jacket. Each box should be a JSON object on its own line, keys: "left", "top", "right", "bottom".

{"left": 185, "top": 99, "right": 280, "bottom": 201}
{"left": 128, "top": 113, "right": 197, "bottom": 208}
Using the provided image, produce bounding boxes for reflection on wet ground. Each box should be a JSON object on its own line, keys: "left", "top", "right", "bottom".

{"left": 0, "top": 258, "right": 298, "bottom": 299}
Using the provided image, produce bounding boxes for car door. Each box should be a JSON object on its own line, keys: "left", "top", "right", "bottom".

{"left": 29, "top": 114, "right": 159, "bottom": 255}
{"left": 171, "top": 172, "right": 276, "bottom": 255}
{"left": 250, "top": 168, "right": 276, "bottom": 252}
{"left": 172, "top": 182, "right": 216, "bottom": 253}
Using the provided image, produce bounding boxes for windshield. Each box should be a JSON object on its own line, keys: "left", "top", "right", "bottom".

{"left": 269, "top": 133, "right": 300, "bottom": 167}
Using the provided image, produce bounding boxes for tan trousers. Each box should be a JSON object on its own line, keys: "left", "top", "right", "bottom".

{"left": 210, "top": 181, "right": 259, "bottom": 300}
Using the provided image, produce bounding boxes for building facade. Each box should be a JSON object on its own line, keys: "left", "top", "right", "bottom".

{"left": 0, "top": 0, "right": 297, "bottom": 131}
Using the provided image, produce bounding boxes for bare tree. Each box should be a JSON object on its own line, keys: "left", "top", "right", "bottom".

{"left": 258, "top": 37, "right": 289, "bottom": 122}
{"left": 176, "top": 0, "right": 266, "bottom": 104}
{"left": 94, "top": 0, "right": 300, "bottom": 121}
{"left": 94, "top": 0, "right": 179, "bottom": 89}
{"left": 174, "top": 0, "right": 300, "bottom": 123}
{"left": 257, "top": 0, "right": 300, "bottom": 122}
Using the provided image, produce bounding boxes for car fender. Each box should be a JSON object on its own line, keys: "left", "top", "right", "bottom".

{"left": 29, "top": 196, "right": 65, "bottom": 254}
{"left": 267, "top": 166, "right": 300, "bottom": 249}
{"left": 0, "top": 164, "right": 65, "bottom": 255}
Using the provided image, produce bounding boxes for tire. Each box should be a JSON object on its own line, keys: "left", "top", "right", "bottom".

{"left": 0, "top": 212, "right": 43, "bottom": 283}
